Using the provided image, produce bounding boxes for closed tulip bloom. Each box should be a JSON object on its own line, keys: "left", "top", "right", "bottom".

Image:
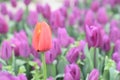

{"left": 64, "top": 64, "right": 80, "bottom": 80}
{"left": 91, "top": 1, "right": 99, "bottom": 12}
{"left": 8, "top": 11, "right": 14, "bottom": 20}
{"left": 101, "top": 35, "right": 110, "bottom": 52}
{"left": 27, "top": 10, "right": 38, "bottom": 27}
{"left": 10, "top": 0, "right": 17, "bottom": 7}
{"left": 85, "top": 25, "right": 102, "bottom": 48}
{"left": 112, "top": 52, "right": 120, "bottom": 63}
{"left": 16, "top": 74, "right": 27, "bottom": 80}
{"left": 84, "top": 10, "right": 95, "bottom": 26}
{"left": 0, "top": 41, "right": 12, "bottom": 60}
{"left": 36, "top": 3, "right": 43, "bottom": 13}
{"left": 57, "top": 28, "right": 74, "bottom": 47}
{"left": 64, "top": 0, "right": 70, "bottom": 8}
{"left": 50, "top": 10, "right": 65, "bottom": 30}
{"left": 24, "top": 0, "right": 31, "bottom": 5}
{"left": 97, "top": 7, "right": 108, "bottom": 24}
{"left": 66, "top": 47, "right": 79, "bottom": 63}
{"left": 116, "top": 61, "right": 120, "bottom": 71}
{"left": 32, "top": 22, "right": 52, "bottom": 52}
{"left": 88, "top": 69, "right": 99, "bottom": 80}
{"left": 114, "top": 40, "right": 120, "bottom": 53}
{"left": 14, "top": 9, "right": 24, "bottom": 22}
{"left": 0, "top": 16, "right": 8, "bottom": 34}
{"left": 59, "top": 7, "right": 67, "bottom": 18}
{"left": 0, "top": 3, "right": 7, "bottom": 15}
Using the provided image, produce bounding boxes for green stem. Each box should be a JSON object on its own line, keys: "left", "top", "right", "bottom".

{"left": 41, "top": 53, "right": 47, "bottom": 80}
{"left": 94, "top": 48, "right": 96, "bottom": 68}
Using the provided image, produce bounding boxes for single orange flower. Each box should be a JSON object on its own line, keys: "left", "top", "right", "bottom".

{"left": 32, "top": 21, "right": 52, "bottom": 52}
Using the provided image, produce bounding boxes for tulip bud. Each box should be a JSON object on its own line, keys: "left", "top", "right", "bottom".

{"left": 97, "top": 7, "right": 108, "bottom": 24}
{"left": 112, "top": 52, "right": 120, "bottom": 63}
{"left": 64, "top": 64, "right": 80, "bottom": 80}
{"left": 66, "top": 47, "right": 79, "bottom": 63}
{"left": 0, "top": 3, "right": 7, "bottom": 15}
{"left": 14, "top": 9, "right": 24, "bottom": 22}
{"left": 36, "top": 4, "right": 43, "bottom": 13}
{"left": 101, "top": 35, "right": 110, "bottom": 52}
{"left": 0, "top": 41, "right": 12, "bottom": 60}
{"left": 32, "top": 22, "right": 52, "bottom": 52}
{"left": 88, "top": 69, "right": 99, "bottom": 80}
{"left": 85, "top": 25, "right": 102, "bottom": 48}
{"left": 91, "top": 1, "right": 99, "bottom": 12}
{"left": 10, "top": 0, "right": 17, "bottom": 7}
{"left": 116, "top": 61, "right": 120, "bottom": 71}
{"left": 0, "top": 16, "right": 8, "bottom": 34}
{"left": 24, "top": 0, "right": 31, "bottom": 5}
{"left": 57, "top": 28, "right": 74, "bottom": 47}
{"left": 114, "top": 40, "right": 120, "bottom": 53}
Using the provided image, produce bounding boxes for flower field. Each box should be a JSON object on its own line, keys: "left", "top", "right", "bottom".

{"left": 0, "top": 0, "right": 120, "bottom": 80}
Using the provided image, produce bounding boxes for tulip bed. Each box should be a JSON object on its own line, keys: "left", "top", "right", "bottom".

{"left": 0, "top": 0, "right": 120, "bottom": 80}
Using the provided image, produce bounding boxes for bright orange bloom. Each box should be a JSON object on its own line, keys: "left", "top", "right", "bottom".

{"left": 32, "top": 21, "right": 52, "bottom": 52}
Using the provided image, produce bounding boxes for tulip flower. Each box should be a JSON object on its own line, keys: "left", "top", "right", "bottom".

{"left": 114, "top": 40, "right": 120, "bottom": 53}
{"left": 112, "top": 52, "right": 120, "bottom": 63}
{"left": 0, "top": 15, "right": 8, "bottom": 34}
{"left": 64, "top": 64, "right": 80, "bottom": 80}
{"left": 116, "top": 61, "right": 120, "bottom": 71}
{"left": 85, "top": 25, "right": 102, "bottom": 48}
{"left": 24, "top": 0, "right": 31, "bottom": 5}
{"left": 10, "top": 0, "right": 17, "bottom": 7}
{"left": 91, "top": 1, "right": 99, "bottom": 12}
{"left": 0, "top": 3, "right": 7, "bottom": 15}
{"left": 88, "top": 69, "right": 99, "bottom": 80}
{"left": 0, "top": 41, "right": 12, "bottom": 60}
{"left": 32, "top": 22, "right": 52, "bottom": 80}
{"left": 32, "top": 21, "right": 52, "bottom": 52}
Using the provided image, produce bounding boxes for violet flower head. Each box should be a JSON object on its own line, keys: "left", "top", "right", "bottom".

{"left": 8, "top": 11, "right": 14, "bottom": 20}
{"left": 10, "top": 31, "right": 30, "bottom": 58}
{"left": 97, "top": 7, "right": 108, "bottom": 24}
{"left": 84, "top": 10, "right": 95, "bottom": 26}
{"left": 0, "top": 16, "right": 8, "bottom": 34}
{"left": 0, "top": 3, "right": 8, "bottom": 15}
{"left": 114, "top": 40, "right": 120, "bottom": 53}
{"left": 14, "top": 8, "right": 24, "bottom": 22}
{"left": 109, "top": 25, "right": 120, "bottom": 43}
{"left": 57, "top": 28, "right": 74, "bottom": 48}
{"left": 10, "top": 0, "right": 17, "bottom": 7}
{"left": 50, "top": 10, "right": 65, "bottom": 30}
{"left": 24, "top": 0, "right": 31, "bottom": 5}
{"left": 30, "top": 46, "right": 39, "bottom": 58}
{"left": 64, "top": 64, "right": 80, "bottom": 80}
{"left": 34, "top": 58, "right": 41, "bottom": 67}
{"left": 66, "top": 47, "right": 79, "bottom": 63}
{"left": 36, "top": 3, "right": 43, "bottom": 13}
{"left": 17, "top": 74, "right": 27, "bottom": 80}
{"left": 27, "top": 10, "right": 38, "bottom": 27}
{"left": 85, "top": 25, "right": 102, "bottom": 48}
{"left": 68, "top": 13, "right": 76, "bottom": 26}
{"left": 59, "top": 6, "right": 67, "bottom": 18}
{"left": 0, "top": 41, "right": 12, "bottom": 60}
{"left": 112, "top": 52, "right": 120, "bottom": 63}
{"left": 45, "top": 50, "right": 56, "bottom": 64}
{"left": 0, "top": 71, "right": 15, "bottom": 80}
{"left": 91, "top": 1, "right": 100, "bottom": 12}
{"left": 88, "top": 69, "right": 99, "bottom": 80}
{"left": 64, "top": 0, "right": 70, "bottom": 8}
{"left": 116, "top": 61, "right": 120, "bottom": 71}
{"left": 47, "top": 77, "right": 54, "bottom": 80}
{"left": 101, "top": 34, "right": 110, "bottom": 52}
{"left": 42, "top": 4, "right": 51, "bottom": 20}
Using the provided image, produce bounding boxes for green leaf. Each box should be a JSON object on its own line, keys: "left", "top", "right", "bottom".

{"left": 18, "top": 66, "right": 26, "bottom": 74}
{"left": 109, "top": 68, "right": 119, "bottom": 80}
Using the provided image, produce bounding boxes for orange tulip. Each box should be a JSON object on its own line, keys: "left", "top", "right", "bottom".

{"left": 32, "top": 21, "right": 52, "bottom": 52}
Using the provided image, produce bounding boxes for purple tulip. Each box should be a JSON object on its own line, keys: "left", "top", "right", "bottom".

{"left": 0, "top": 15, "right": 8, "bottom": 34}
{"left": 84, "top": 10, "right": 95, "bottom": 26}
{"left": 78, "top": 40, "right": 86, "bottom": 60}
{"left": 50, "top": 10, "right": 65, "bottom": 30}
{"left": 85, "top": 25, "right": 102, "bottom": 48}
{"left": 109, "top": 25, "right": 120, "bottom": 43}
{"left": 91, "top": 1, "right": 100, "bottom": 12}
{"left": 97, "top": 7, "right": 108, "bottom": 24}
{"left": 30, "top": 46, "right": 39, "bottom": 58}
{"left": 66, "top": 47, "right": 79, "bottom": 63}
{"left": 0, "top": 63, "right": 2, "bottom": 70}
{"left": 8, "top": 11, "right": 14, "bottom": 20}
{"left": 14, "top": 8, "right": 24, "bottom": 22}
{"left": 47, "top": 77, "right": 53, "bottom": 80}
{"left": 112, "top": 52, "right": 120, "bottom": 63}
{"left": 10, "top": 0, "right": 17, "bottom": 7}
{"left": 0, "top": 3, "right": 7, "bottom": 15}
{"left": 101, "top": 35, "right": 110, "bottom": 52}
{"left": 59, "top": 6, "right": 68, "bottom": 18}
{"left": 64, "top": 0, "right": 70, "bottom": 8}
{"left": 0, "top": 71, "right": 15, "bottom": 80}
{"left": 64, "top": 64, "right": 80, "bottom": 80}
{"left": 114, "top": 40, "right": 120, "bottom": 53}
{"left": 24, "top": 0, "right": 31, "bottom": 5}
{"left": 57, "top": 28, "right": 74, "bottom": 47}
{"left": 42, "top": 4, "right": 51, "bottom": 20}
{"left": 68, "top": 13, "right": 76, "bottom": 26}
{"left": 16, "top": 74, "right": 27, "bottom": 80}
{"left": 88, "top": 69, "right": 99, "bottom": 80}
{"left": 0, "top": 41, "right": 12, "bottom": 60}
{"left": 116, "top": 61, "right": 120, "bottom": 71}
{"left": 36, "top": 3, "right": 43, "bottom": 13}
{"left": 27, "top": 10, "right": 38, "bottom": 26}
{"left": 10, "top": 31, "right": 30, "bottom": 58}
